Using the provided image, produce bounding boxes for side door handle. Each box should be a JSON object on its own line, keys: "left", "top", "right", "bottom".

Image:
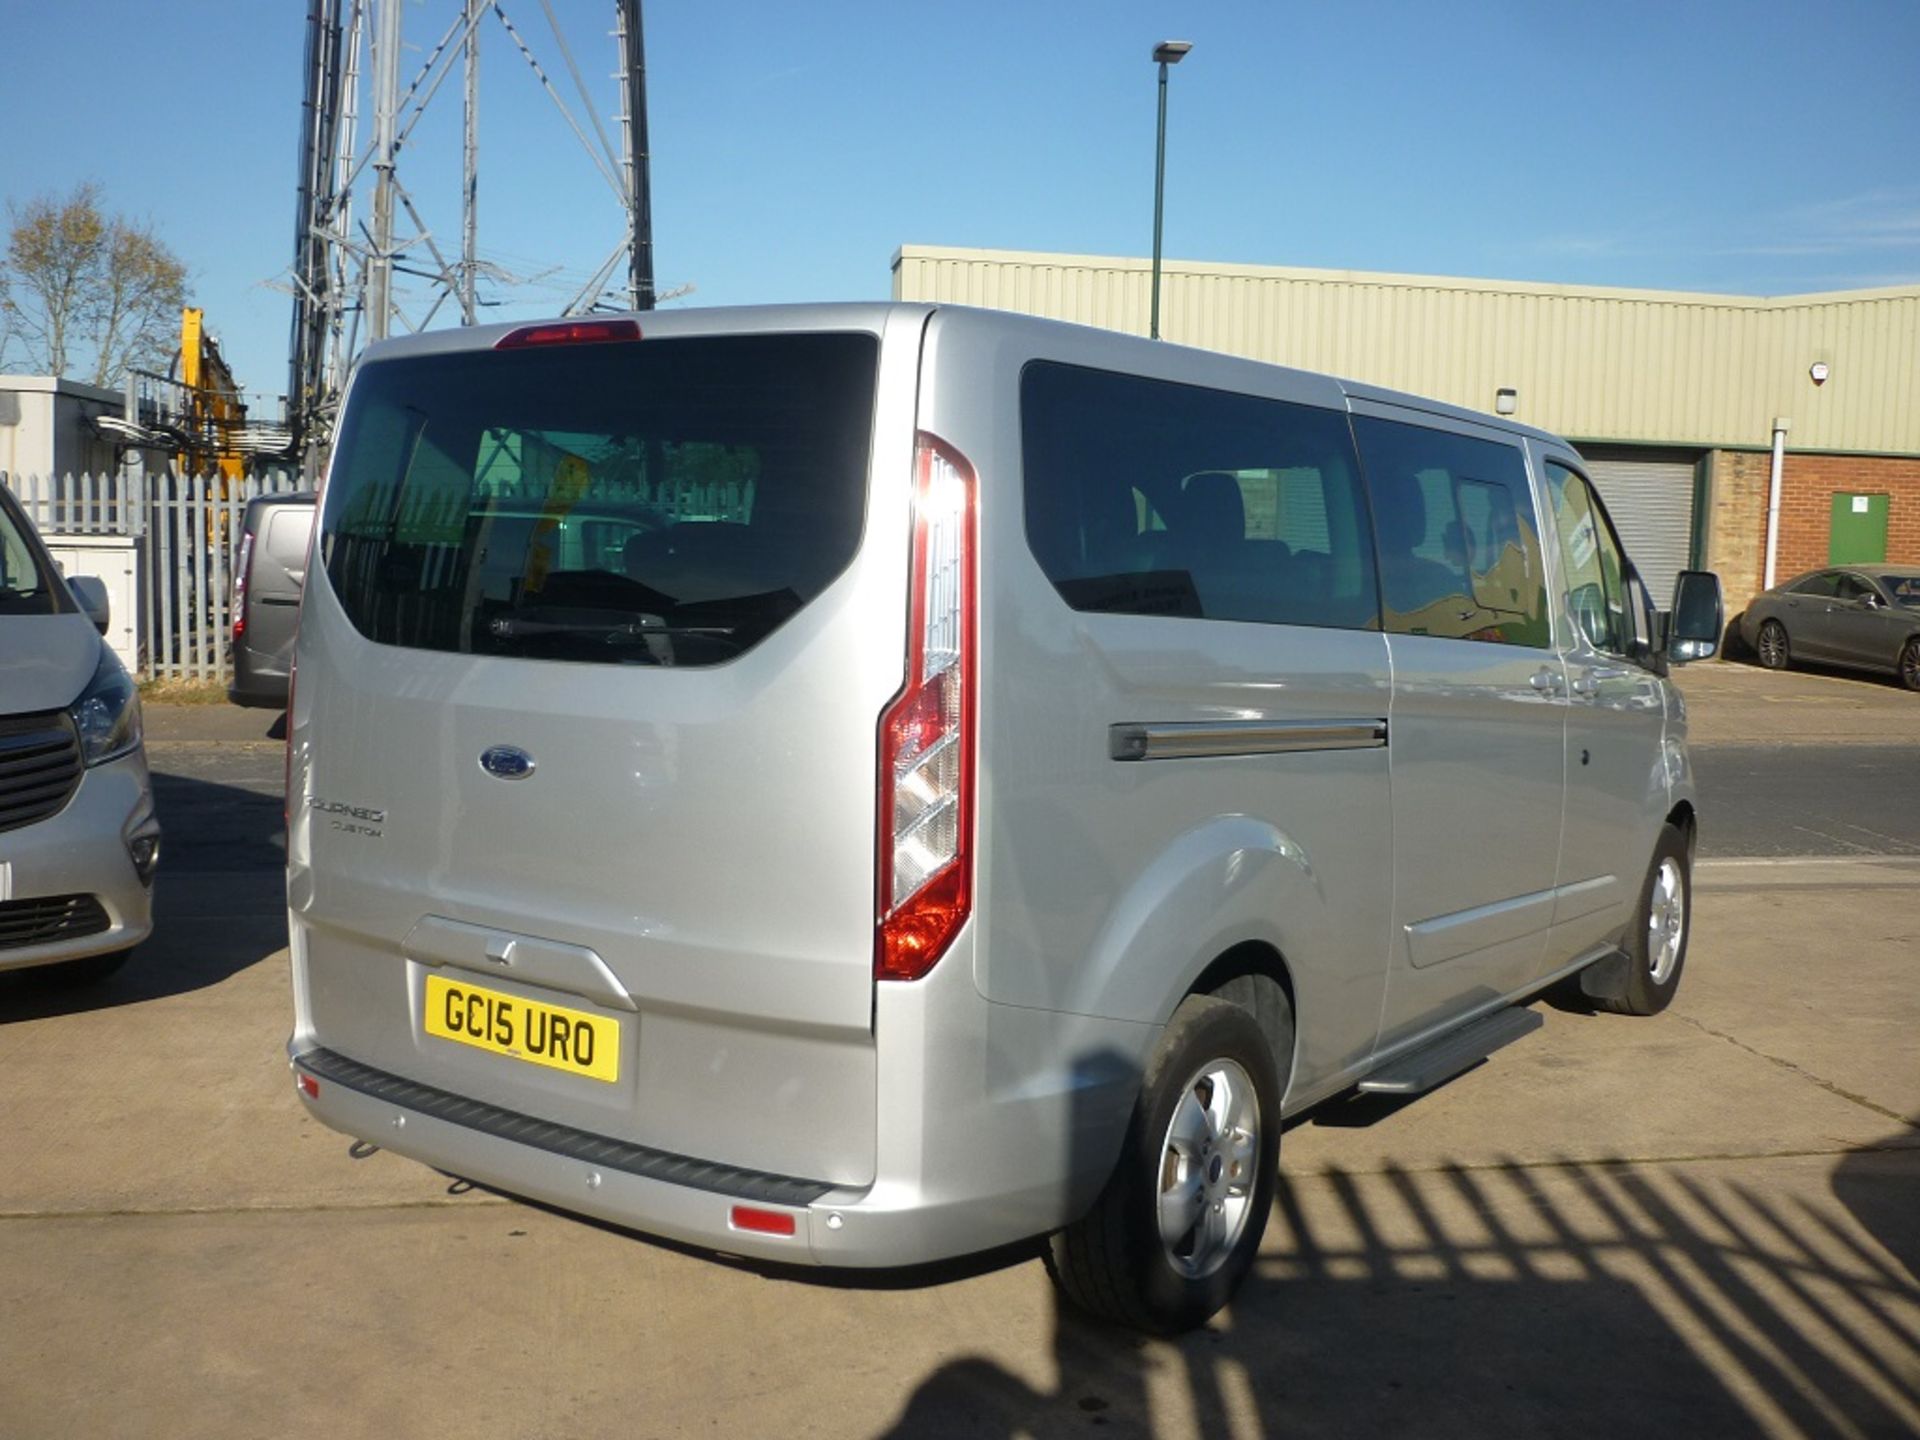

{"left": 1571, "top": 664, "right": 1632, "bottom": 696}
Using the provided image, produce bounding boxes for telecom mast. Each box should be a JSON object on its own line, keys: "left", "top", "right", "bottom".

{"left": 285, "top": 0, "right": 655, "bottom": 470}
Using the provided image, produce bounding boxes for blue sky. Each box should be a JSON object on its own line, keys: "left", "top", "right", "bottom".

{"left": 2, "top": 0, "right": 1916, "bottom": 401}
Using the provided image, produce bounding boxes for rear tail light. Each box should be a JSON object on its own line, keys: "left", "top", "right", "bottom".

{"left": 876, "top": 434, "right": 977, "bottom": 982}
{"left": 494, "top": 318, "right": 642, "bottom": 350}
{"left": 231, "top": 531, "right": 254, "bottom": 639}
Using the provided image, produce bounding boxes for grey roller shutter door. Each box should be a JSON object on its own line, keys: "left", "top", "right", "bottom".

{"left": 1583, "top": 456, "right": 1697, "bottom": 609}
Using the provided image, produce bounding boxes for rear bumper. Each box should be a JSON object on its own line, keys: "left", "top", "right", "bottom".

{"left": 0, "top": 750, "right": 158, "bottom": 973}
{"left": 227, "top": 649, "right": 290, "bottom": 709}
{"left": 289, "top": 934, "right": 1157, "bottom": 1269}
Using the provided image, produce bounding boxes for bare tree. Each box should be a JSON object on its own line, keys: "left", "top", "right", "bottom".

{"left": 1, "top": 184, "right": 187, "bottom": 384}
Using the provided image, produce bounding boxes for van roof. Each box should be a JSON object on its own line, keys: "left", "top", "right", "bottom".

{"left": 352, "top": 301, "right": 1568, "bottom": 451}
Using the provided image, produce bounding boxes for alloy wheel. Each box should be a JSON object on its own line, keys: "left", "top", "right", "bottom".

{"left": 1157, "top": 1057, "right": 1261, "bottom": 1279}
{"left": 1647, "top": 857, "right": 1686, "bottom": 985}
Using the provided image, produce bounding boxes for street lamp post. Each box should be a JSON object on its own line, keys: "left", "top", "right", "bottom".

{"left": 1150, "top": 40, "right": 1191, "bottom": 341}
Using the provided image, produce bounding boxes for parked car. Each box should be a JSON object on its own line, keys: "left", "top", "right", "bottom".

{"left": 0, "top": 481, "right": 160, "bottom": 983}
{"left": 286, "top": 304, "right": 1723, "bottom": 1332}
{"left": 229, "top": 491, "right": 317, "bottom": 708}
{"left": 1740, "top": 565, "right": 1920, "bottom": 690}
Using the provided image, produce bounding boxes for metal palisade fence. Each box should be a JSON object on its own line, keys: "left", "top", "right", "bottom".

{"left": 4, "top": 468, "right": 306, "bottom": 683}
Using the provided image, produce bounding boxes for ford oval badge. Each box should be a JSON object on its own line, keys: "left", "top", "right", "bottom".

{"left": 479, "top": 745, "right": 536, "bottom": 781}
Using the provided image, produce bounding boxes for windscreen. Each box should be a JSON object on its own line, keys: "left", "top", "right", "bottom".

{"left": 1881, "top": 575, "right": 1920, "bottom": 609}
{"left": 321, "top": 332, "right": 877, "bottom": 666}
{"left": 0, "top": 490, "right": 71, "bottom": 617}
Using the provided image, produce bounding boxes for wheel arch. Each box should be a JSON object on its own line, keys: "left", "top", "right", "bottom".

{"left": 1665, "top": 799, "right": 1697, "bottom": 857}
{"left": 1187, "top": 942, "right": 1298, "bottom": 1102}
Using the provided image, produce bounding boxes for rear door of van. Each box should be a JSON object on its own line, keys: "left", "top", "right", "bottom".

{"left": 288, "top": 309, "right": 923, "bottom": 1189}
{"left": 245, "top": 499, "right": 313, "bottom": 683}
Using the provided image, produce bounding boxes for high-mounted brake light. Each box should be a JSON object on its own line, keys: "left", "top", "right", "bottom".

{"left": 231, "top": 531, "right": 254, "bottom": 639}
{"left": 876, "top": 434, "right": 977, "bottom": 983}
{"left": 493, "top": 318, "right": 643, "bottom": 350}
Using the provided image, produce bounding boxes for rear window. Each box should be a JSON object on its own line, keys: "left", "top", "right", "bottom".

{"left": 321, "top": 332, "right": 877, "bottom": 666}
{"left": 0, "top": 490, "right": 70, "bottom": 618}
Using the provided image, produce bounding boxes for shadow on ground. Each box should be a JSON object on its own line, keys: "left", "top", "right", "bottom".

{"left": 879, "top": 1141, "right": 1920, "bottom": 1438}
{"left": 0, "top": 773, "right": 286, "bottom": 1022}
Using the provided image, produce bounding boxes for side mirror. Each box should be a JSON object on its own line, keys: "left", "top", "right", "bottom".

{"left": 68, "top": 575, "right": 110, "bottom": 636}
{"left": 1666, "top": 570, "right": 1723, "bottom": 664}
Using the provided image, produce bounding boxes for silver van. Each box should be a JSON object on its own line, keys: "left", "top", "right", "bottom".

{"left": 287, "top": 304, "right": 1722, "bottom": 1331}
{"left": 228, "top": 491, "right": 317, "bottom": 709}
{"left": 1, "top": 482, "right": 160, "bottom": 982}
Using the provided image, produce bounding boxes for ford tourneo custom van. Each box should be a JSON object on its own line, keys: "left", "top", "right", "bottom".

{"left": 287, "top": 304, "right": 1723, "bottom": 1332}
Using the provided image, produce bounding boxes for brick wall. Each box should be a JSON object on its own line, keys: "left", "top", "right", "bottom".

{"left": 1705, "top": 450, "right": 1771, "bottom": 610}
{"left": 1776, "top": 453, "right": 1920, "bottom": 579}
{"left": 1709, "top": 449, "right": 1920, "bottom": 613}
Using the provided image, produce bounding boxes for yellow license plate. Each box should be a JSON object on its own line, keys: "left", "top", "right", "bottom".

{"left": 423, "top": 973, "right": 620, "bottom": 1084}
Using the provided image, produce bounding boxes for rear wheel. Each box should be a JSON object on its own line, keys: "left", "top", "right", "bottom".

{"left": 1756, "top": 619, "right": 1791, "bottom": 671}
{"left": 1046, "top": 994, "right": 1282, "bottom": 1333}
{"left": 1598, "top": 824, "right": 1690, "bottom": 1017}
{"left": 1899, "top": 638, "right": 1920, "bottom": 692}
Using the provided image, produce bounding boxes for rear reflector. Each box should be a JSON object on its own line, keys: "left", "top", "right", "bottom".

{"left": 494, "top": 318, "right": 642, "bottom": 350}
{"left": 729, "top": 1205, "right": 798, "bottom": 1237}
{"left": 297, "top": 1073, "right": 320, "bottom": 1099}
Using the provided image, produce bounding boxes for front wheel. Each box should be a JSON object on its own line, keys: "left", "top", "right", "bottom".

{"left": 1756, "top": 619, "right": 1791, "bottom": 671}
{"left": 1899, "top": 638, "right": 1920, "bottom": 693}
{"left": 1046, "top": 994, "right": 1283, "bottom": 1333}
{"left": 1598, "top": 824, "right": 1691, "bottom": 1016}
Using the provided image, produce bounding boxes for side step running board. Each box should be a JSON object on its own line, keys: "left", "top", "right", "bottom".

{"left": 1357, "top": 1006, "right": 1544, "bottom": 1097}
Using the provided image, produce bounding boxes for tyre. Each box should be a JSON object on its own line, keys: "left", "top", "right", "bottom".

{"left": 43, "top": 949, "right": 133, "bottom": 986}
{"left": 1046, "top": 993, "right": 1283, "bottom": 1333}
{"left": 1756, "top": 619, "right": 1791, "bottom": 671}
{"left": 1899, "top": 638, "right": 1920, "bottom": 693}
{"left": 1597, "top": 824, "right": 1690, "bottom": 1017}
{"left": 1719, "top": 614, "right": 1755, "bottom": 662}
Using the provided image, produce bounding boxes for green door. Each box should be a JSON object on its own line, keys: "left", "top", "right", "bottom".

{"left": 1830, "top": 493, "right": 1889, "bottom": 564}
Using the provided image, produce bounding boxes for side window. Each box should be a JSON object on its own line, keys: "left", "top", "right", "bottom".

{"left": 1545, "top": 462, "right": 1631, "bottom": 656}
{"left": 1789, "top": 571, "right": 1840, "bottom": 597}
{"left": 1833, "top": 574, "right": 1874, "bottom": 603}
{"left": 1351, "top": 417, "right": 1550, "bottom": 647}
{"left": 1022, "top": 363, "right": 1379, "bottom": 631}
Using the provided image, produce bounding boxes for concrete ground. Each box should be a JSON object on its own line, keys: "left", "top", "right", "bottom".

{"left": 1673, "top": 655, "right": 1920, "bottom": 746}
{"left": 1, "top": 670, "right": 1915, "bottom": 1438}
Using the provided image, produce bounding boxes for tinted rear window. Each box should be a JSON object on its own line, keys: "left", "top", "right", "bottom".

{"left": 321, "top": 333, "right": 877, "bottom": 666}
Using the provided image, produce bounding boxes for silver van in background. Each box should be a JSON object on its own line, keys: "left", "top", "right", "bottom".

{"left": 287, "top": 304, "right": 1723, "bottom": 1332}
{"left": 228, "top": 491, "right": 316, "bottom": 709}
{"left": 1, "top": 481, "right": 160, "bottom": 983}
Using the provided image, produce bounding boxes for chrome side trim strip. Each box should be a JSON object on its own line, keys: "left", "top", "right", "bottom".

{"left": 1109, "top": 718, "right": 1388, "bottom": 762}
